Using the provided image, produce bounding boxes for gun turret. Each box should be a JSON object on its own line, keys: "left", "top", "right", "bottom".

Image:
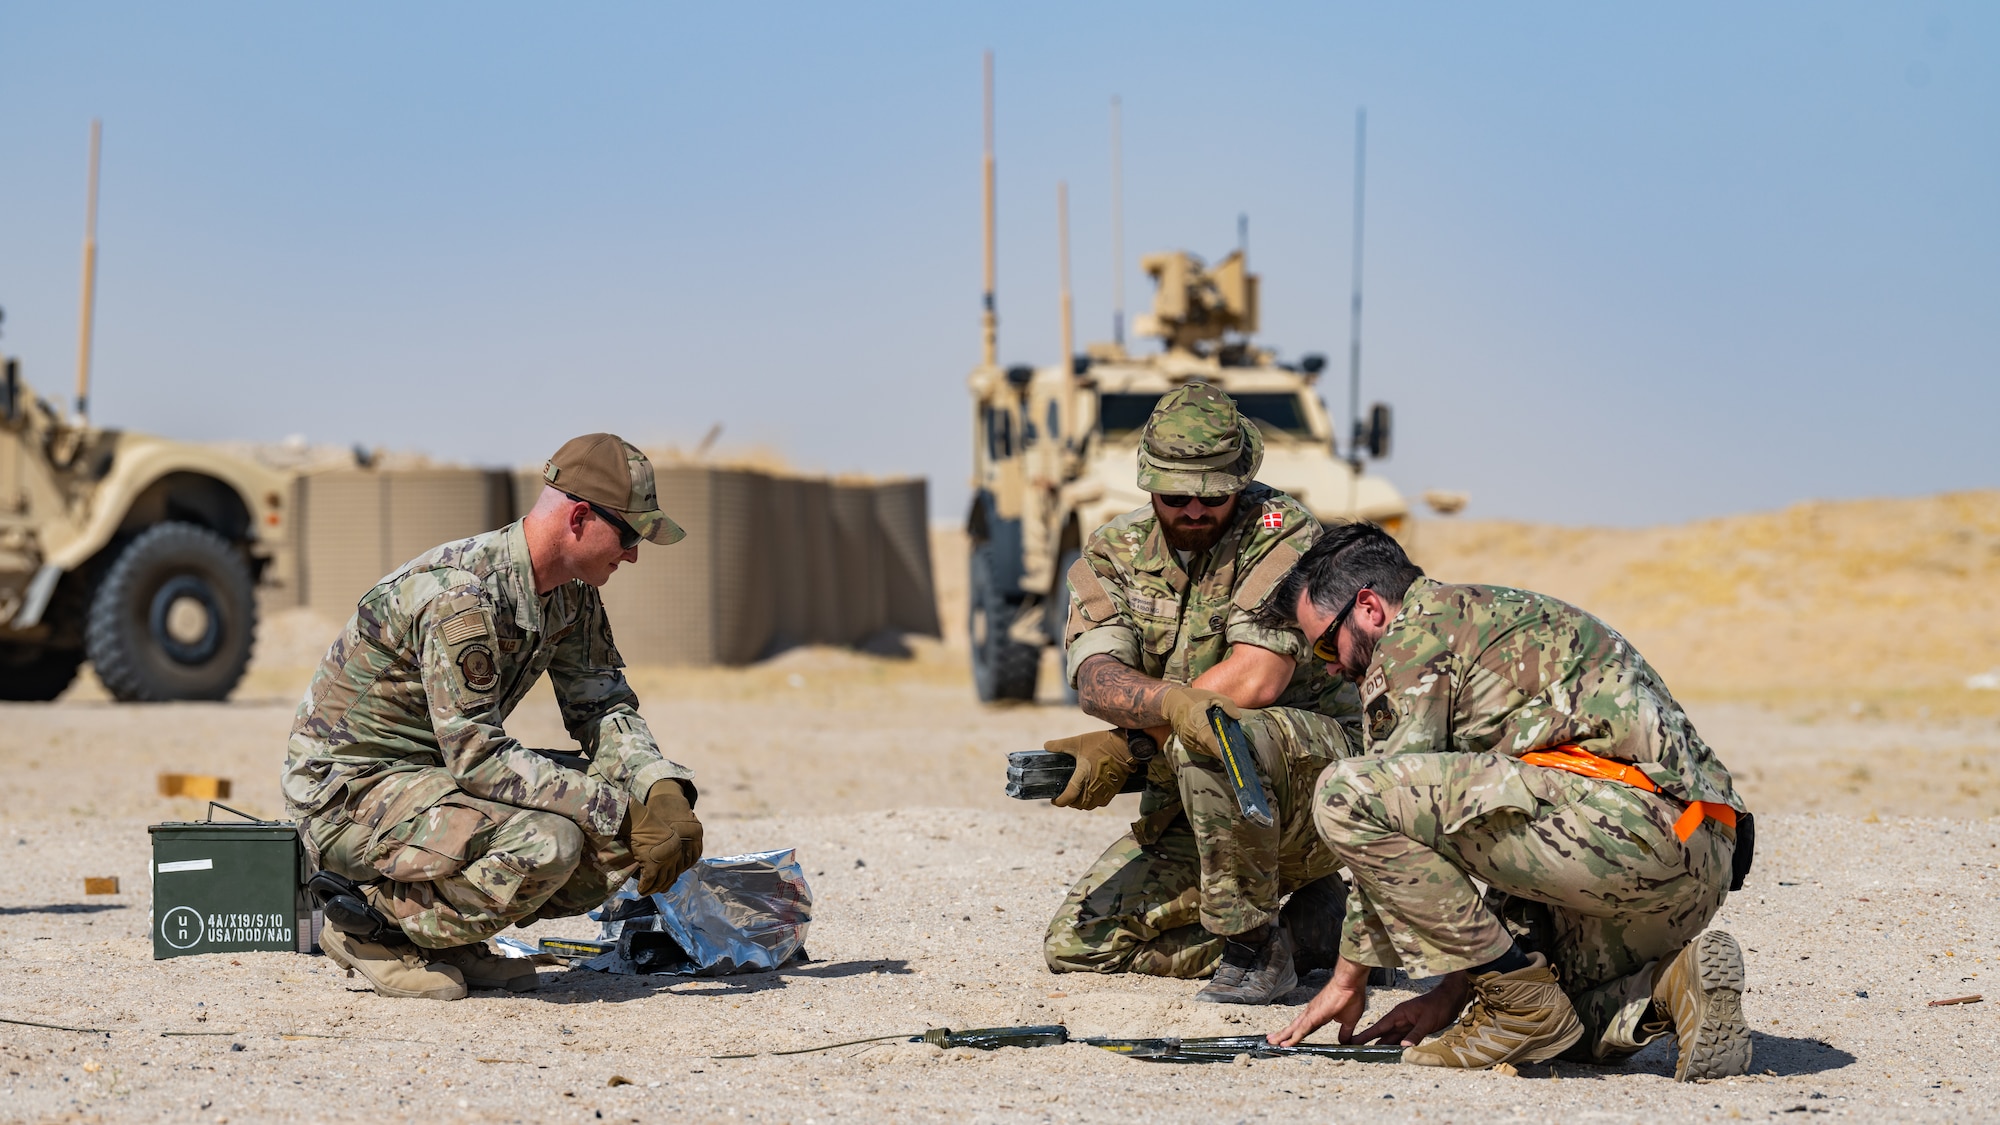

{"left": 1131, "top": 250, "right": 1259, "bottom": 358}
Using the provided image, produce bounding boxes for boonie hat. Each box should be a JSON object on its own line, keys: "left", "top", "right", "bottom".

{"left": 1135, "top": 383, "right": 1264, "bottom": 495}
{"left": 542, "top": 433, "right": 686, "bottom": 546}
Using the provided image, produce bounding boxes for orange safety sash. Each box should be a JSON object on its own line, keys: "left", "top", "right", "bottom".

{"left": 1518, "top": 745, "right": 1737, "bottom": 842}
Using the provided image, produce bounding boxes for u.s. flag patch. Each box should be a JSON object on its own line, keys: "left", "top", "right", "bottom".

{"left": 1261, "top": 511, "right": 1284, "bottom": 530}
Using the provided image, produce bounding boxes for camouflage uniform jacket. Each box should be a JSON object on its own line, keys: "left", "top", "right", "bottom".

{"left": 1357, "top": 577, "right": 1743, "bottom": 810}
{"left": 1064, "top": 482, "right": 1355, "bottom": 715}
{"left": 282, "top": 521, "right": 692, "bottom": 842}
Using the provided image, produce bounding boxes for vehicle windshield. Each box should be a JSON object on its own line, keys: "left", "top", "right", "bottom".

{"left": 1098, "top": 391, "right": 1314, "bottom": 437}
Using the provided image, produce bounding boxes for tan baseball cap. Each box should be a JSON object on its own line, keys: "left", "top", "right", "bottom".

{"left": 541, "top": 433, "right": 686, "bottom": 546}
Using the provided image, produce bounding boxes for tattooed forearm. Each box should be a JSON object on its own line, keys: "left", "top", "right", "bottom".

{"left": 1076, "top": 654, "right": 1173, "bottom": 729}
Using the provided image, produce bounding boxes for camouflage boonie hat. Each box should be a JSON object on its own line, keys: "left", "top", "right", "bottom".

{"left": 1135, "top": 383, "right": 1264, "bottom": 495}
{"left": 542, "top": 433, "right": 686, "bottom": 545}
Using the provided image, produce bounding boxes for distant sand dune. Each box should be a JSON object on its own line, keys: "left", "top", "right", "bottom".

{"left": 1414, "top": 490, "right": 2000, "bottom": 718}
{"left": 931, "top": 489, "right": 2000, "bottom": 719}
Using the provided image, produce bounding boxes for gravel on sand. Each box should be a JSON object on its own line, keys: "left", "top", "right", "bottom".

{"left": 2, "top": 645, "right": 1996, "bottom": 1122}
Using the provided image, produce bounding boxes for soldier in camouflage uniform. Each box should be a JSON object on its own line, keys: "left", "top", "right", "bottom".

{"left": 1042, "top": 383, "right": 1363, "bottom": 1005}
{"left": 1265, "top": 523, "right": 1752, "bottom": 1081}
{"left": 284, "top": 434, "right": 704, "bottom": 1001}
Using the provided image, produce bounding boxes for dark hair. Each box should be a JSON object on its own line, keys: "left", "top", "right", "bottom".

{"left": 1270, "top": 522, "right": 1424, "bottom": 625}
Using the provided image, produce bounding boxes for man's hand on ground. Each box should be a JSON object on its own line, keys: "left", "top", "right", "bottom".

{"left": 1351, "top": 970, "right": 1472, "bottom": 1046}
{"left": 1046, "top": 730, "right": 1136, "bottom": 810}
{"left": 628, "top": 780, "right": 703, "bottom": 895}
{"left": 1268, "top": 967, "right": 1368, "bottom": 1047}
{"left": 1158, "top": 685, "right": 1241, "bottom": 758}
{"left": 1272, "top": 972, "right": 1368, "bottom": 1040}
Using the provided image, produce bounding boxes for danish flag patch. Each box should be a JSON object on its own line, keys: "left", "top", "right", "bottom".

{"left": 1261, "top": 511, "right": 1284, "bottom": 530}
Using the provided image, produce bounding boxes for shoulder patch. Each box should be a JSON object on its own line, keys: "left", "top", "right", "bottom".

{"left": 1365, "top": 693, "right": 1398, "bottom": 743}
{"left": 457, "top": 645, "right": 499, "bottom": 692}
{"left": 440, "top": 609, "right": 489, "bottom": 646}
{"left": 1359, "top": 667, "right": 1387, "bottom": 705}
{"left": 1232, "top": 530, "right": 1311, "bottom": 613}
{"left": 1068, "top": 556, "right": 1116, "bottom": 623}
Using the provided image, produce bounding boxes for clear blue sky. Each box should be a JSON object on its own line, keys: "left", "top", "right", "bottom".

{"left": 1, "top": 3, "right": 1992, "bottom": 526}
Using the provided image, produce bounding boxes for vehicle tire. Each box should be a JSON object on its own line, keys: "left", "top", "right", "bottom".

{"left": 968, "top": 539, "right": 1039, "bottom": 703}
{"left": 0, "top": 644, "right": 85, "bottom": 701}
{"left": 1048, "top": 548, "right": 1082, "bottom": 705}
{"left": 86, "top": 522, "right": 257, "bottom": 702}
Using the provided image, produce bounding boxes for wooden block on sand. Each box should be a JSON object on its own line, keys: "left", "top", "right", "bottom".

{"left": 158, "top": 774, "right": 232, "bottom": 800}
{"left": 84, "top": 877, "right": 120, "bottom": 895}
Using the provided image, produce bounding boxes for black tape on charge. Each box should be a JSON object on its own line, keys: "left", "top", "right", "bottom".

{"left": 1209, "top": 707, "right": 1273, "bottom": 828}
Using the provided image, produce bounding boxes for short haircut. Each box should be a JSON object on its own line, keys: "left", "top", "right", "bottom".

{"left": 1272, "top": 522, "right": 1425, "bottom": 624}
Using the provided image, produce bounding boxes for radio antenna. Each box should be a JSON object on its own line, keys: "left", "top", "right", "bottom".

{"left": 1346, "top": 107, "right": 1367, "bottom": 471}
{"left": 1057, "top": 181, "right": 1074, "bottom": 371}
{"left": 979, "top": 52, "right": 999, "bottom": 368}
{"left": 74, "top": 119, "right": 102, "bottom": 424}
{"left": 1110, "top": 96, "right": 1124, "bottom": 349}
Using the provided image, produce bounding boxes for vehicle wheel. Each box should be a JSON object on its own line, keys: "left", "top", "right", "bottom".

{"left": 1048, "top": 548, "right": 1082, "bottom": 705}
{"left": 86, "top": 522, "right": 257, "bottom": 702}
{"left": 968, "top": 539, "right": 1039, "bottom": 703}
{"left": 0, "top": 643, "right": 85, "bottom": 701}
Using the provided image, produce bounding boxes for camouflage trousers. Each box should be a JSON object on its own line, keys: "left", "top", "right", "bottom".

{"left": 1314, "top": 751, "right": 1734, "bottom": 1058}
{"left": 306, "top": 764, "right": 636, "bottom": 949}
{"left": 1045, "top": 707, "right": 1351, "bottom": 977}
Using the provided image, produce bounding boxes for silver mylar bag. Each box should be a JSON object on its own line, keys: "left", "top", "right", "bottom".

{"left": 583, "top": 849, "right": 812, "bottom": 976}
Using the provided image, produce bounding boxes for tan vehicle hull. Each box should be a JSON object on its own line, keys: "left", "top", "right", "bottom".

{"left": 1, "top": 365, "right": 293, "bottom": 700}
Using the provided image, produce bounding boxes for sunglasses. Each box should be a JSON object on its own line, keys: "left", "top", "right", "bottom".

{"left": 1156, "top": 493, "right": 1232, "bottom": 509}
{"left": 1310, "top": 585, "right": 1372, "bottom": 663}
{"left": 568, "top": 494, "right": 642, "bottom": 551}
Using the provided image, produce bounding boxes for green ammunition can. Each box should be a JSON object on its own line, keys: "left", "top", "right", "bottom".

{"left": 148, "top": 804, "right": 316, "bottom": 960}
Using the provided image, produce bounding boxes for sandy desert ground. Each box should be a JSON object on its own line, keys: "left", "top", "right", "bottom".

{"left": 3, "top": 497, "right": 1998, "bottom": 1123}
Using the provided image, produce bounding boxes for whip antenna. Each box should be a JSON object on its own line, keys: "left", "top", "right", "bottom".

{"left": 1057, "top": 181, "right": 1074, "bottom": 370}
{"left": 74, "top": 119, "right": 102, "bottom": 424}
{"left": 1110, "top": 96, "right": 1124, "bottom": 348}
{"left": 979, "top": 52, "right": 998, "bottom": 367}
{"left": 1346, "top": 107, "right": 1367, "bottom": 471}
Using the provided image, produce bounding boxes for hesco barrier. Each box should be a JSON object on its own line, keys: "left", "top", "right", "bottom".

{"left": 295, "top": 468, "right": 516, "bottom": 617}
{"left": 294, "top": 466, "right": 935, "bottom": 665}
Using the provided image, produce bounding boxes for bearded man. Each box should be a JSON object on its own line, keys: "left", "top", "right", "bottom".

{"left": 1041, "top": 383, "right": 1363, "bottom": 1004}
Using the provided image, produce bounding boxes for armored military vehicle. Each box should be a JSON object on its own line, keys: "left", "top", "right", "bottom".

{"left": 0, "top": 324, "right": 294, "bottom": 701}
{"left": 964, "top": 246, "right": 1408, "bottom": 702}
{"left": 960, "top": 65, "right": 1408, "bottom": 702}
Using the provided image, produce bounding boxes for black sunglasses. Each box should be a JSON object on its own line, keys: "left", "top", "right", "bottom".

{"left": 1311, "top": 585, "right": 1372, "bottom": 663}
{"left": 567, "top": 494, "right": 641, "bottom": 550}
{"left": 1156, "top": 493, "right": 1233, "bottom": 509}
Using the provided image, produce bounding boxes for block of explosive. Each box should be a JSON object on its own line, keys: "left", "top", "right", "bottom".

{"left": 148, "top": 803, "right": 313, "bottom": 960}
{"left": 539, "top": 937, "right": 615, "bottom": 961}
{"left": 1004, "top": 751, "right": 1149, "bottom": 802}
{"left": 83, "top": 877, "right": 120, "bottom": 895}
{"left": 158, "top": 774, "right": 233, "bottom": 800}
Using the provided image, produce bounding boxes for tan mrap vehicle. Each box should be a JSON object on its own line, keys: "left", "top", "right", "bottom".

{"left": 964, "top": 248, "right": 1408, "bottom": 702}
{"left": 0, "top": 343, "right": 294, "bottom": 701}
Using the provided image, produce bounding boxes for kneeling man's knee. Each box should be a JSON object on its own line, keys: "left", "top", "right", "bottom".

{"left": 1312, "top": 758, "right": 1387, "bottom": 845}
{"left": 503, "top": 810, "right": 586, "bottom": 880}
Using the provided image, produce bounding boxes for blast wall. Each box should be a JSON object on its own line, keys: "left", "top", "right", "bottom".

{"left": 295, "top": 466, "right": 934, "bottom": 665}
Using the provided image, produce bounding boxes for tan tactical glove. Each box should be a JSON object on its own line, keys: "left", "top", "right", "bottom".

{"left": 627, "top": 780, "right": 704, "bottom": 895}
{"left": 1047, "top": 730, "right": 1137, "bottom": 811}
{"left": 1158, "top": 685, "right": 1243, "bottom": 759}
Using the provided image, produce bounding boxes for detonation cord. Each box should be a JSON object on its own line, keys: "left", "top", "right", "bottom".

{"left": 712, "top": 1032, "right": 911, "bottom": 1060}
{"left": 0, "top": 1015, "right": 430, "bottom": 1043}
{"left": 0, "top": 1016, "right": 114, "bottom": 1035}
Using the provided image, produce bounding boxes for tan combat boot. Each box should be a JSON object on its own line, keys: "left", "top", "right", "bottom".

{"left": 1193, "top": 926, "right": 1298, "bottom": 1005}
{"left": 1651, "top": 930, "right": 1751, "bottom": 1081}
{"left": 1404, "top": 953, "right": 1584, "bottom": 1069}
{"left": 321, "top": 928, "right": 468, "bottom": 1001}
{"left": 427, "top": 941, "right": 541, "bottom": 992}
